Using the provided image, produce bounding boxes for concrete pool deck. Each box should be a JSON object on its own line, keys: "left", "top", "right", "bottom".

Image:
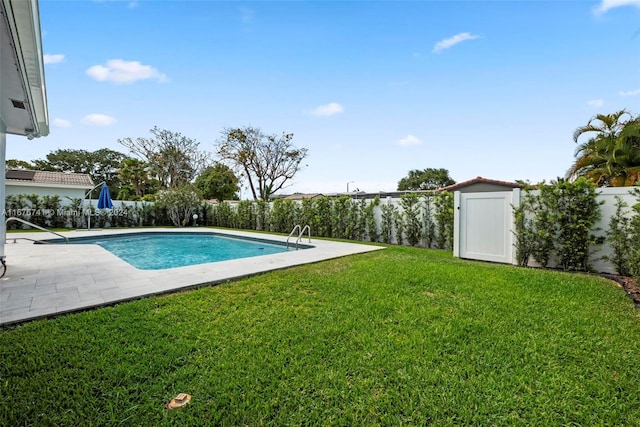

{"left": 0, "top": 228, "right": 384, "bottom": 326}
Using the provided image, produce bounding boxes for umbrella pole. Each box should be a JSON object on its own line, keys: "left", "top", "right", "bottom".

{"left": 83, "top": 181, "right": 107, "bottom": 230}
{"left": 84, "top": 181, "right": 106, "bottom": 231}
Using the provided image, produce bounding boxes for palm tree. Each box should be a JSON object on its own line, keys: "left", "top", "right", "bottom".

{"left": 567, "top": 136, "right": 610, "bottom": 186}
{"left": 567, "top": 110, "right": 640, "bottom": 187}
{"left": 610, "top": 116, "right": 640, "bottom": 186}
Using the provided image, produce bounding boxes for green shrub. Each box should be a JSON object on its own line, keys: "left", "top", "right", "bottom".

{"left": 603, "top": 196, "right": 633, "bottom": 276}
{"left": 236, "top": 200, "right": 255, "bottom": 230}
{"left": 331, "top": 196, "right": 351, "bottom": 239}
{"left": 255, "top": 200, "right": 270, "bottom": 231}
{"left": 628, "top": 189, "right": 640, "bottom": 279}
{"left": 313, "top": 197, "right": 332, "bottom": 238}
{"left": 514, "top": 179, "right": 602, "bottom": 272}
{"left": 270, "top": 199, "right": 296, "bottom": 233}
{"left": 213, "top": 201, "right": 235, "bottom": 228}
{"left": 393, "top": 208, "right": 405, "bottom": 245}
{"left": 299, "top": 198, "right": 315, "bottom": 233}
{"left": 554, "top": 179, "right": 602, "bottom": 271}
{"left": 154, "top": 184, "right": 201, "bottom": 227}
{"left": 364, "top": 196, "right": 380, "bottom": 242}
{"left": 401, "top": 193, "right": 422, "bottom": 246}
{"left": 434, "top": 191, "right": 454, "bottom": 250}
{"left": 380, "top": 202, "right": 395, "bottom": 244}
{"left": 422, "top": 195, "right": 436, "bottom": 248}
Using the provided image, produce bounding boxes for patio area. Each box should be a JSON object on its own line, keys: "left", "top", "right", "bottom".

{"left": 0, "top": 228, "right": 383, "bottom": 326}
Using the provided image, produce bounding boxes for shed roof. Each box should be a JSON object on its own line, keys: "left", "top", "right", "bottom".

{"left": 437, "top": 176, "right": 523, "bottom": 192}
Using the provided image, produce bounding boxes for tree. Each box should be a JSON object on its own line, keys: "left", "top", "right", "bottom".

{"left": 611, "top": 117, "right": 640, "bottom": 185}
{"left": 118, "top": 126, "right": 210, "bottom": 189}
{"left": 194, "top": 163, "right": 240, "bottom": 201}
{"left": 6, "top": 159, "right": 33, "bottom": 169}
{"left": 92, "top": 148, "right": 128, "bottom": 189}
{"left": 216, "top": 126, "right": 309, "bottom": 201}
{"left": 567, "top": 110, "right": 640, "bottom": 187}
{"left": 118, "top": 158, "right": 153, "bottom": 199}
{"left": 33, "top": 148, "right": 126, "bottom": 192}
{"left": 33, "top": 149, "right": 92, "bottom": 174}
{"left": 397, "top": 168, "right": 455, "bottom": 191}
{"left": 154, "top": 184, "right": 201, "bottom": 227}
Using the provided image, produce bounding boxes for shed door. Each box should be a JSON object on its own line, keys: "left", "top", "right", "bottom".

{"left": 459, "top": 191, "right": 513, "bottom": 264}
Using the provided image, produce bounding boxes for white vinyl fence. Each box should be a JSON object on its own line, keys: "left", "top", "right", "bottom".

{"left": 454, "top": 187, "right": 638, "bottom": 274}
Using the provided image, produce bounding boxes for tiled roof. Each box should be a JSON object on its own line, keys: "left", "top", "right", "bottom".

{"left": 437, "top": 176, "right": 523, "bottom": 192}
{"left": 6, "top": 169, "right": 94, "bottom": 187}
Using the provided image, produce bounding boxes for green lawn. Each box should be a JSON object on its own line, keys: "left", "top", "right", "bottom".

{"left": 2, "top": 246, "right": 640, "bottom": 425}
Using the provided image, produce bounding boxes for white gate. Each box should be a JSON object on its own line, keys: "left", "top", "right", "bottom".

{"left": 454, "top": 190, "right": 518, "bottom": 264}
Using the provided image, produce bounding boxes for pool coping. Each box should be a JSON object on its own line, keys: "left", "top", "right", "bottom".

{"left": 0, "top": 228, "right": 384, "bottom": 326}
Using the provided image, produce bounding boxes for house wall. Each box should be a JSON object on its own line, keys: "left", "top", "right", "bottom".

{"left": 0, "top": 121, "right": 6, "bottom": 259}
{"left": 6, "top": 184, "right": 89, "bottom": 201}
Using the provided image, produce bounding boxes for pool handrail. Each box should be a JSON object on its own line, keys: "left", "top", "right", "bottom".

{"left": 5, "top": 217, "right": 69, "bottom": 244}
{"left": 296, "top": 225, "right": 311, "bottom": 249}
{"left": 286, "top": 225, "right": 301, "bottom": 249}
{"left": 287, "top": 224, "right": 311, "bottom": 250}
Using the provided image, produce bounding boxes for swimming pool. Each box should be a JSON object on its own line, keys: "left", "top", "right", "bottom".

{"left": 61, "top": 232, "right": 298, "bottom": 270}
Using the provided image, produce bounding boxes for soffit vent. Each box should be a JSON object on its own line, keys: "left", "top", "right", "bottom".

{"left": 10, "top": 99, "right": 27, "bottom": 109}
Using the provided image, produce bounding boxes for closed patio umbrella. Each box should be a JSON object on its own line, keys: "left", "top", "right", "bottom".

{"left": 97, "top": 183, "right": 113, "bottom": 209}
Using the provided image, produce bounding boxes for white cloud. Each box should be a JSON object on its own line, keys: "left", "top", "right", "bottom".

{"left": 619, "top": 88, "right": 640, "bottom": 96}
{"left": 395, "top": 135, "right": 422, "bottom": 146}
{"left": 594, "top": 0, "right": 640, "bottom": 15}
{"left": 310, "top": 102, "right": 344, "bottom": 117}
{"left": 86, "top": 59, "right": 168, "bottom": 84}
{"left": 433, "top": 32, "right": 481, "bottom": 53}
{"left": 587, "top": 99, "right": 604, "bottom": 107}
{"left": 53, "top": 118, "right": 71, "bottom": 128}
{"left": 44, "top": 54, "right": 65, "bottom": 64}
{"left": 81, "top": 114, "right": 117, "bottom": 126}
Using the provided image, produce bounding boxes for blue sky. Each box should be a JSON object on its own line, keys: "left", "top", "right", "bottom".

{"left": 7, "top": 0, "right": 640, "bottom": 196}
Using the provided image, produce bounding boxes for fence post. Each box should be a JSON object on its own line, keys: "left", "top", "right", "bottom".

{"left": 453, "top": 191, "right": 461, "bottom": 257}
{"left": 510, "top": 188, "right": 521, "bottom": 265}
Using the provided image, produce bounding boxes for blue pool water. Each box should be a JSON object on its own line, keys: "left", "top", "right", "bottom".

{"left": 67, "top": 233, "right": 291, "bottom": 270}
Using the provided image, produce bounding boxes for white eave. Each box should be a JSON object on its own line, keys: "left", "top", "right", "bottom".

{"left": 6, "top": 180, "right": 94, "bottom": 191}
{"left": 1, "top": 0, "right": 49, "bottom": 138}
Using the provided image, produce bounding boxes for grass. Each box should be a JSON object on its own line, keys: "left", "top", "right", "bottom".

{"left": 2, "top": 246, "right": 640, "bottom": 425}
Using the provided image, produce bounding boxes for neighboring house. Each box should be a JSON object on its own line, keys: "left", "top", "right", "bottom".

{"left": 280, "top": 193, "right": 324, "bottom": 201}
{"left": 5, "top": 169, "right": 94, "bottom": 201}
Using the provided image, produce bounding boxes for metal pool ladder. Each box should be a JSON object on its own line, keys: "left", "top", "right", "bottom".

{"left": 286, "top": 224, "right": 311, "bottom": 249}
